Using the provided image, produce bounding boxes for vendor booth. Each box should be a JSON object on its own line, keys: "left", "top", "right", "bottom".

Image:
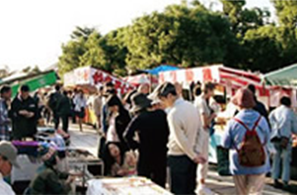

{"left": 262, "top": 63, "right": 297, "bottom": 109}
{"left": 64, "top": 66, "right": 135, "bottom": 126}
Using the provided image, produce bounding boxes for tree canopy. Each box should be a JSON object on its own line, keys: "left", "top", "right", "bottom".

{"left": 58, "top": 0, "right": 297, "bottom": 76}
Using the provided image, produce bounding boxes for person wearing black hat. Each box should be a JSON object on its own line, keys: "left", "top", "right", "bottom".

{"left": 10, "top": 85, "right": 38, "bottom": 140}
{"left": 123, "top": 92, "right": 170, "bottom": 187}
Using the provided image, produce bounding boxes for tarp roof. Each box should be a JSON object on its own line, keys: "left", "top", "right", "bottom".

{"left": 263, "top": 63, "right": 297, "bottom": 87}
{"left": 144, "top": 65, "right": 180, "bottom": 75}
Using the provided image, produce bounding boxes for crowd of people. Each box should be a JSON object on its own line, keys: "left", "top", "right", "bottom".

{"left": 0, "top": 80, "right": 297, "bottom": 195}
{"left": 97, "top": 81, "right": 297, "bottom": 195}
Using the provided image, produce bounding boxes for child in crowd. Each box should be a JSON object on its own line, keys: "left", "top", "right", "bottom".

{"left": 108, "top": 143, "right": 137, "bottom": 177}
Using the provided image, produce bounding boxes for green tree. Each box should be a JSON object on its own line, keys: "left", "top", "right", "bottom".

{"left": 271, "top": 0, "right": 297, "bottom": 28}
{"left": 58, "top": 27, "right": 95, "bottom": 75}
{"left": 125, "top": 3, "right": 237, "bottom": 70}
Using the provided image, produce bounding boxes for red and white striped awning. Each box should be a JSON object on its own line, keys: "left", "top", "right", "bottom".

{"left": 159, "top": 65, "right": 269, "bottom": 96}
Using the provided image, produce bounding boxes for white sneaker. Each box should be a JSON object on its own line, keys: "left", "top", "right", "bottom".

{"left": 197, "top": 185, "right": 215, "bottom": 195}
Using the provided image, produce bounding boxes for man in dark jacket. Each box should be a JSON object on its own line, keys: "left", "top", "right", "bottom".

{"left": 48, "top": 85, "right": 63, "bottom": 130}
{"left": 56, "top": 91, "right": 71, "bottom": 132}
{"left": 10, "top": 85, "right": 38, "bottom": 140}
{"left": 124, "top": 93, "right": 169, "bottom": 187}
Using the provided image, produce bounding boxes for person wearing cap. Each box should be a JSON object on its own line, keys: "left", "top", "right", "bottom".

{"left": 0, "top": 86, "right": 12, "bottom": 141}
{"left": 156, "top": 82, "right": 206, "bottom": 195}
{"left": 26, "top": 145, "right": 77, "bottom": 195}
{"left": 124, "top": 92, "right": 170, "bottom": 187}
{"left": 222, "top": 88, "right": 271, "bottom": 195}
{"left": 10, "top": 85, "right": 38, "bottom": 140}
{"left": 0, "top": 141, "right": 20, "bottom": 195}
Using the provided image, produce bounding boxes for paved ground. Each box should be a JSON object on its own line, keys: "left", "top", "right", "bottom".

{"left": 69, "top": 123, "right": 297, "bottom": 195}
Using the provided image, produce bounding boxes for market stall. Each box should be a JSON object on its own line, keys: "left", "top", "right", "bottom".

{"left": 64, "top": 66, "right": 135, "bottom": 126}
{"left": 262, "top": 63, "right": 297, "bottom": 109}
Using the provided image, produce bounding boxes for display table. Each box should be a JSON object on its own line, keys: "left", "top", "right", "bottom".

{"left": 87, "top": 177, "right": 172, "bottom": 195}
{"left": 68, "top": 148, "right": 104, "bottom": 188}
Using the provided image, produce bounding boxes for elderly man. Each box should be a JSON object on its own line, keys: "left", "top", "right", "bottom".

{"left": 157, "top": 82, "right": 205, "bottom": 195}
{"left": 0, "top": 141, "right": 20, "bottom": 195}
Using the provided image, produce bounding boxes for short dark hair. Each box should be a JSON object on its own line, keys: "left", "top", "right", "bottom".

{"left": 156, "top": 82, "right": 177, "bottom": 98}
{"left": 247, "top": 84, "right": 256, "bottom": 94}
{"left": 104, "top": 89, "right": 116, "bottom": 97}
{"left": 55, "top": 84, "right": 61, "bottom": 91}
{"left": 20, "top": 85, "right": 30, "bottom": 92}
{"left": 202, "top": 82, "right": 216, "bottom": 93}
{"left": 280, "top": 96, "right": 291, "bottom": 107}
{"left": 106, "top": 95, "right": 123, "bottom": 108}
{"left": 193, "top": 85, "right": 202, "bottom": 97}
{"left": 105, "top": 82, "right": 114, "bottom": 88}
{"left": 0, "top": 86, "right": 11, "bottom": 95}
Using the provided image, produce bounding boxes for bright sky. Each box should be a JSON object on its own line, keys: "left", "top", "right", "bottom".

{"left": 0, "top": 0, "right": 273, "bottom": 72}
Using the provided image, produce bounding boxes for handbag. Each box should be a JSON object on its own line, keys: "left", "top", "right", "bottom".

{"left": 280, "top": 136, "right": 290, "bottom": 149}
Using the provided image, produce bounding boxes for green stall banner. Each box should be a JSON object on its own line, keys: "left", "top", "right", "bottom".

{"left": 11, "top": 71, "right": 57, "bottom": 96}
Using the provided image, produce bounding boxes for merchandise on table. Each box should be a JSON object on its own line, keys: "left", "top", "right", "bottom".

{"left": 87, "top": 177, "right": 172, "bottom": 195}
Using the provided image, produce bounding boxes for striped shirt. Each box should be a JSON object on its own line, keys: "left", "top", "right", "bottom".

{"left": 0, "top": 98, "right": 10, "bottom": 141}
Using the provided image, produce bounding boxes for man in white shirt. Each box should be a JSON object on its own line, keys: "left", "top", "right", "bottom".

{"left": 157, "top": 82, "right": 206, "bottom": 195}
{"left": 194, "top": 82, "right": 216, "bottom": 195}
{"left": 0, "top": 141, "right": 20, "bottom": 195}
